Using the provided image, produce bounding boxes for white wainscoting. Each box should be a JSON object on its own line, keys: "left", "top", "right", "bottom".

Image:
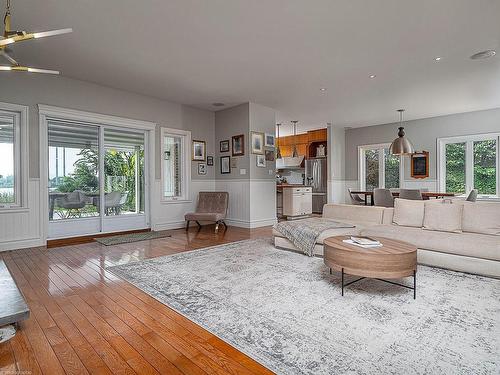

{"left": 402, "top": 179, "right": 438, "bottom": 191}
{"left": 0, "top": 179, "right": 44, "bottom": 252}
{"left": 215, "top": 179, "right": 276, "bottom": 228}
{"left": 249, "top": 179, "right": 277, "bottom": 228}
{"left": 151, "top": 179, "right": 216, "bottom": 231}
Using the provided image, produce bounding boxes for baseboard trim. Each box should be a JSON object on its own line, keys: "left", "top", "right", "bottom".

{"left": 0, "top": 238, "right": 45, "bottom": 252}
{"left": 225, "top": 217, "right": 277, "bottom": 229}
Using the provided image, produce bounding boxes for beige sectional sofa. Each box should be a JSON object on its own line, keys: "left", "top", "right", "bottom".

{"left": 273, "top": 199, "right": 500, "bottom": 278}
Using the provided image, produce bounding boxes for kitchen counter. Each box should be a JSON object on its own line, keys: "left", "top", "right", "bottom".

{"left": 276, "top": 184, "right": 306, "bottom": 192}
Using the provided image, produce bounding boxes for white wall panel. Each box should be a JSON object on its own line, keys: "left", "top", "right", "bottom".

{"left": 0, "top": 179, "right": 43, "bottom": 251}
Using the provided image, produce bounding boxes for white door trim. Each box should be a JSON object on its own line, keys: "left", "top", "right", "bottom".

{"left": 38, "top": 104, "right": 157, "bottom": 241}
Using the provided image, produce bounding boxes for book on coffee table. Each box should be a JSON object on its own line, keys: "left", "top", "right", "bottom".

{"left": 342, "top": 236, "right": 383, "bottom": 248}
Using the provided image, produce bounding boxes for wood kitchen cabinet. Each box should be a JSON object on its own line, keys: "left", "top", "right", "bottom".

{"left": 277, "top": 128, "right": 327, "bottom": 158}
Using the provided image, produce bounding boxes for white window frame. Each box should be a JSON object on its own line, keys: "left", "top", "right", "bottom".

{"left": 437, "top": 132, "right": 500, "bottom": 198}
{"left": 358, "top": 143, "right": 404, "bottom": 190}
{"left": 0, "top": 101, "right": 28, "bottom": 210}
{"left": 161, "top": 127, "right": 191, "bottom": 203}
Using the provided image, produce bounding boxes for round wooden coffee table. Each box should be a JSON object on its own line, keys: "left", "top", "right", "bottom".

{"left": 323, "top": 236, "right": 417, "bottom": 299}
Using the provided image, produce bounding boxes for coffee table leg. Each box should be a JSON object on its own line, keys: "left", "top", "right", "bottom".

{"left": 341, "top": 268, "right": 344, "bottom": 296}
{"left": 329, "top": 268, "right": 332, "bottom": 275}
{"left": 413, "top": 270, "right": 416, "bottom": 300}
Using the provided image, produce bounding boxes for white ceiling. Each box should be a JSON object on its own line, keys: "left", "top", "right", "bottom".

{"left": 3, "top": 0, "right": 500, "bottom": 134}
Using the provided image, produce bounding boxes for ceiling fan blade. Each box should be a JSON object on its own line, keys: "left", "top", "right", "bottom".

{"left": 33, "top": 28, "right": 73, "bottom": 39}
{"left": 0, "top": 51, "right": 18, "bottom": 65}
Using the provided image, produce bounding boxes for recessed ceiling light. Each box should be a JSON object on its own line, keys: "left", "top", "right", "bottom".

{"left": 369, "top": 74, "right": 376, "bottom": 79}
{"left": 212, "top": 102, "right": 225, "bottom": 107}
{"left": 434, "top": 57, "right": 441, "bottom": 61}
{"left": 470, "top": 50, "right": 496, "bottom": 60}
{"left": 320, "top": 88, "right": 327, "bottom": 92}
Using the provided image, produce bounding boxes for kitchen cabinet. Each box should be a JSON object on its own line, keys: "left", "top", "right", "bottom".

{"left": 282, "top": 187, "right": 312, "bottom": 218}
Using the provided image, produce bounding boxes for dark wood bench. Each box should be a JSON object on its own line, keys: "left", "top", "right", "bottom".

{"left": 0, "top": 259, "right": 29, "bottom": 328}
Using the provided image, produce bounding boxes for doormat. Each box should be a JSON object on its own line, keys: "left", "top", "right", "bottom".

{"left": 95, "top": 231, "right": 172, "bottom": 246}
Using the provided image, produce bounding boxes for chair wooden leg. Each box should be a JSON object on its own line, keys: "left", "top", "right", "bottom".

{"left": 196, "top": 221, "right": 202, "bottom": 229}
{"left": 185, "top": 220, "right": 190, "bottom": 231}
{"left": 215, "top": 221, "right": 219, "bottom": 233}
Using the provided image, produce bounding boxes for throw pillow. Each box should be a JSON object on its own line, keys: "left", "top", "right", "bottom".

{"left": 423, "top": 201, "right": 463, "bottom": 233}
{"left": 392, "top": 198, "right": 425, "bottom": 228}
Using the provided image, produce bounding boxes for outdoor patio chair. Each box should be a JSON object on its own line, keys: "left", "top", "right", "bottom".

{"left": 55, "top": 191, "right": 87, "bottom": 219}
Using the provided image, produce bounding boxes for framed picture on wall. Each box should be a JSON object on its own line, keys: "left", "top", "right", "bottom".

{"left": 411, "top": 151, "right": 429, "bottom": 179}
{"left": 207, "top": 156, "right": 214, "bottom": 166}
{"left": 220, "top": 140, "right": 230, "bottom": 153}
{"left": 192, "top": 140, "right": 206, "bottom": 161}
{"left": 232, "top": 134, "right": 244, "bottom": 156}
{"left": 251, "top": 132, "right": 264, "bottom": 154}
{"left": 265, "top": 133, "right": 275, "bottom": 147}
{"left": 198, "top": 163, "right": 207, "bottom": 175}
{"left": 220, "top": 156, "right": 231, "bottom": 174}
{"left": 265, "top": 150, "right": 275, "bottom": 161}
{"left": 256, "top": 154, "right": 266, "bottom": 167}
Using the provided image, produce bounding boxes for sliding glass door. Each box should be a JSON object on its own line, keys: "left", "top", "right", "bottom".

{"left": 47, "top": 120, "right": 148, "bottom": 238}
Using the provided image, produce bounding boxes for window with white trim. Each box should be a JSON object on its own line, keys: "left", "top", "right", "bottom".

{"left": 359, "top": 144, "right": 403, "bottom": 190}
{"left": 0, "top": 103, "right": 26, "bottom": 209}
{"left": 161, "top": 128, "right": 191, "bottom": 201}
{"left": 438, "top": 133, "right": 499, "bottom": 197}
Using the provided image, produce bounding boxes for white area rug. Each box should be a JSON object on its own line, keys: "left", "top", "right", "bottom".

{"left": 108, "top": 238, "right": 500, "bottom": 375}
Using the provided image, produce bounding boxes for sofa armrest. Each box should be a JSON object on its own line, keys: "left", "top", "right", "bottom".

{"left": 382, "top": 208, "right": 394, "bottom": 224}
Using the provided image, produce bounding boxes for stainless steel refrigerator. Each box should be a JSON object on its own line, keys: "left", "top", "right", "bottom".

{"left": 305, "top": 158, "right": 328, "bottom": 213}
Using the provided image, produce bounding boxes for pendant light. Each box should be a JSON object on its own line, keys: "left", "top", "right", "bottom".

{"left": 276, "top": 123, "right": 282, "bottom": 159}
{"left": 389, "top": 109, "right": 414, "bottom": 155}
{"left": 0, "top": 0, "right": 72, "bottom": 74}
{"left": 291, "top": 120, "right": 299, "bottom": 157}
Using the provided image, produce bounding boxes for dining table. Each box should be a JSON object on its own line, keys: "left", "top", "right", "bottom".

{"left": 350, "top": 191, "right": 456, "bottom": 206}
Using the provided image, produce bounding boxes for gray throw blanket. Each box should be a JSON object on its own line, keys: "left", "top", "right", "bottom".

{"left": 274, "top": 218, "right": 355, "bottom": 256}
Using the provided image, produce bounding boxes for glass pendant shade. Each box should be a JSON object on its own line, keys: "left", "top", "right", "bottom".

{"left": 390, "top": 110, "right": 414, "bottom": 155}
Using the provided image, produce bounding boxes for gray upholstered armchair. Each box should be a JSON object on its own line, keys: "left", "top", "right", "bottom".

{"left": 185, "top": 192, "right": 229, "bottom": 232}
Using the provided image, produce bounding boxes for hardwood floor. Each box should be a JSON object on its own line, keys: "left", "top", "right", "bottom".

{"left": 0, "top": 225, "right": 275, "bottom": 375}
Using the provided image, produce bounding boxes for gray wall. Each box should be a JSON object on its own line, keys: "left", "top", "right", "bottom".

{"left": 215, "top": 103, "right": 250, "bottom": 180}
{"left": 0, "top": 74, "right": 215, "bottom": 180}
{"left": 345, "top": 108, "right": 500, "bottom": 181}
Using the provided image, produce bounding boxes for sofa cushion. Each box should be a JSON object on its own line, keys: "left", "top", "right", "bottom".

{"left": 462, "top": 202, "right": 500, "bottom": 236}
{"left": 322, "top": 204, "right": 385, "bottom": 224}
{"left": 393, "top": 199, "right": 425, "bottom": 228}
{"left": 423, "top": 201, "right": 463, "bottom": 233}
{"left": 360, "top": 224, "right": 500, "bottom": 261}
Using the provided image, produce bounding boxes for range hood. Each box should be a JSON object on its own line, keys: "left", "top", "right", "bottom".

{"left": 276, "top": 156, "right": 304, "bottom": 169}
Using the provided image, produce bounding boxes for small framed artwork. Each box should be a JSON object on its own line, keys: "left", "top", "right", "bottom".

{"left": 220, "top": 140, "right": 230, "bottom": 153}
{"left": 230, "top": 157, "right": 238, "bottom": 168}
{"left": 256, "top": 154, "right": 266, "bottom": 167}
{"left": 265, "top": 150, "right": 275, "bottom": 161}
{"left": 192, "top": 140, "right": 206, "bottom": 161}
{"left": 207, "top": 156, "right": 214, "bottom": 166}
{"left": 251, "top": 132, "right": 264, "bottom": 154}
{"left": 198, "top": 163, "right": 207, "bottom": 175}
{"left": 265, "top": 133, "right": 275, "bottom": 147}
{"left": 220, "top": 156, "right": 231, "bottom": 174}
{"left": 411, "top": 151, "right": 429, "bottom": 179}
{"left": 232, "top": 134, "right": 244, "bottom": 156}
{"left": 164, "top": 150, "right": 171, "bottom": 160}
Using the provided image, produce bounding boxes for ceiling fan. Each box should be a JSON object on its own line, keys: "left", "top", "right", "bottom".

{"left": 0, "top": 0, "right": 72, "bottom": 74}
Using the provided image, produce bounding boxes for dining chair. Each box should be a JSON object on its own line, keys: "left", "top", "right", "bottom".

{"left": 348, "top": 188, "right": 366, "bottom": 205}
{"left": 373, "top": 188, "right": 394, "bottom": 207}
{"left": 399, "top": 189, "right": 423, "bottom": 200}
{"left": 466, "top": 189, "right": 478, "bottom": 202}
